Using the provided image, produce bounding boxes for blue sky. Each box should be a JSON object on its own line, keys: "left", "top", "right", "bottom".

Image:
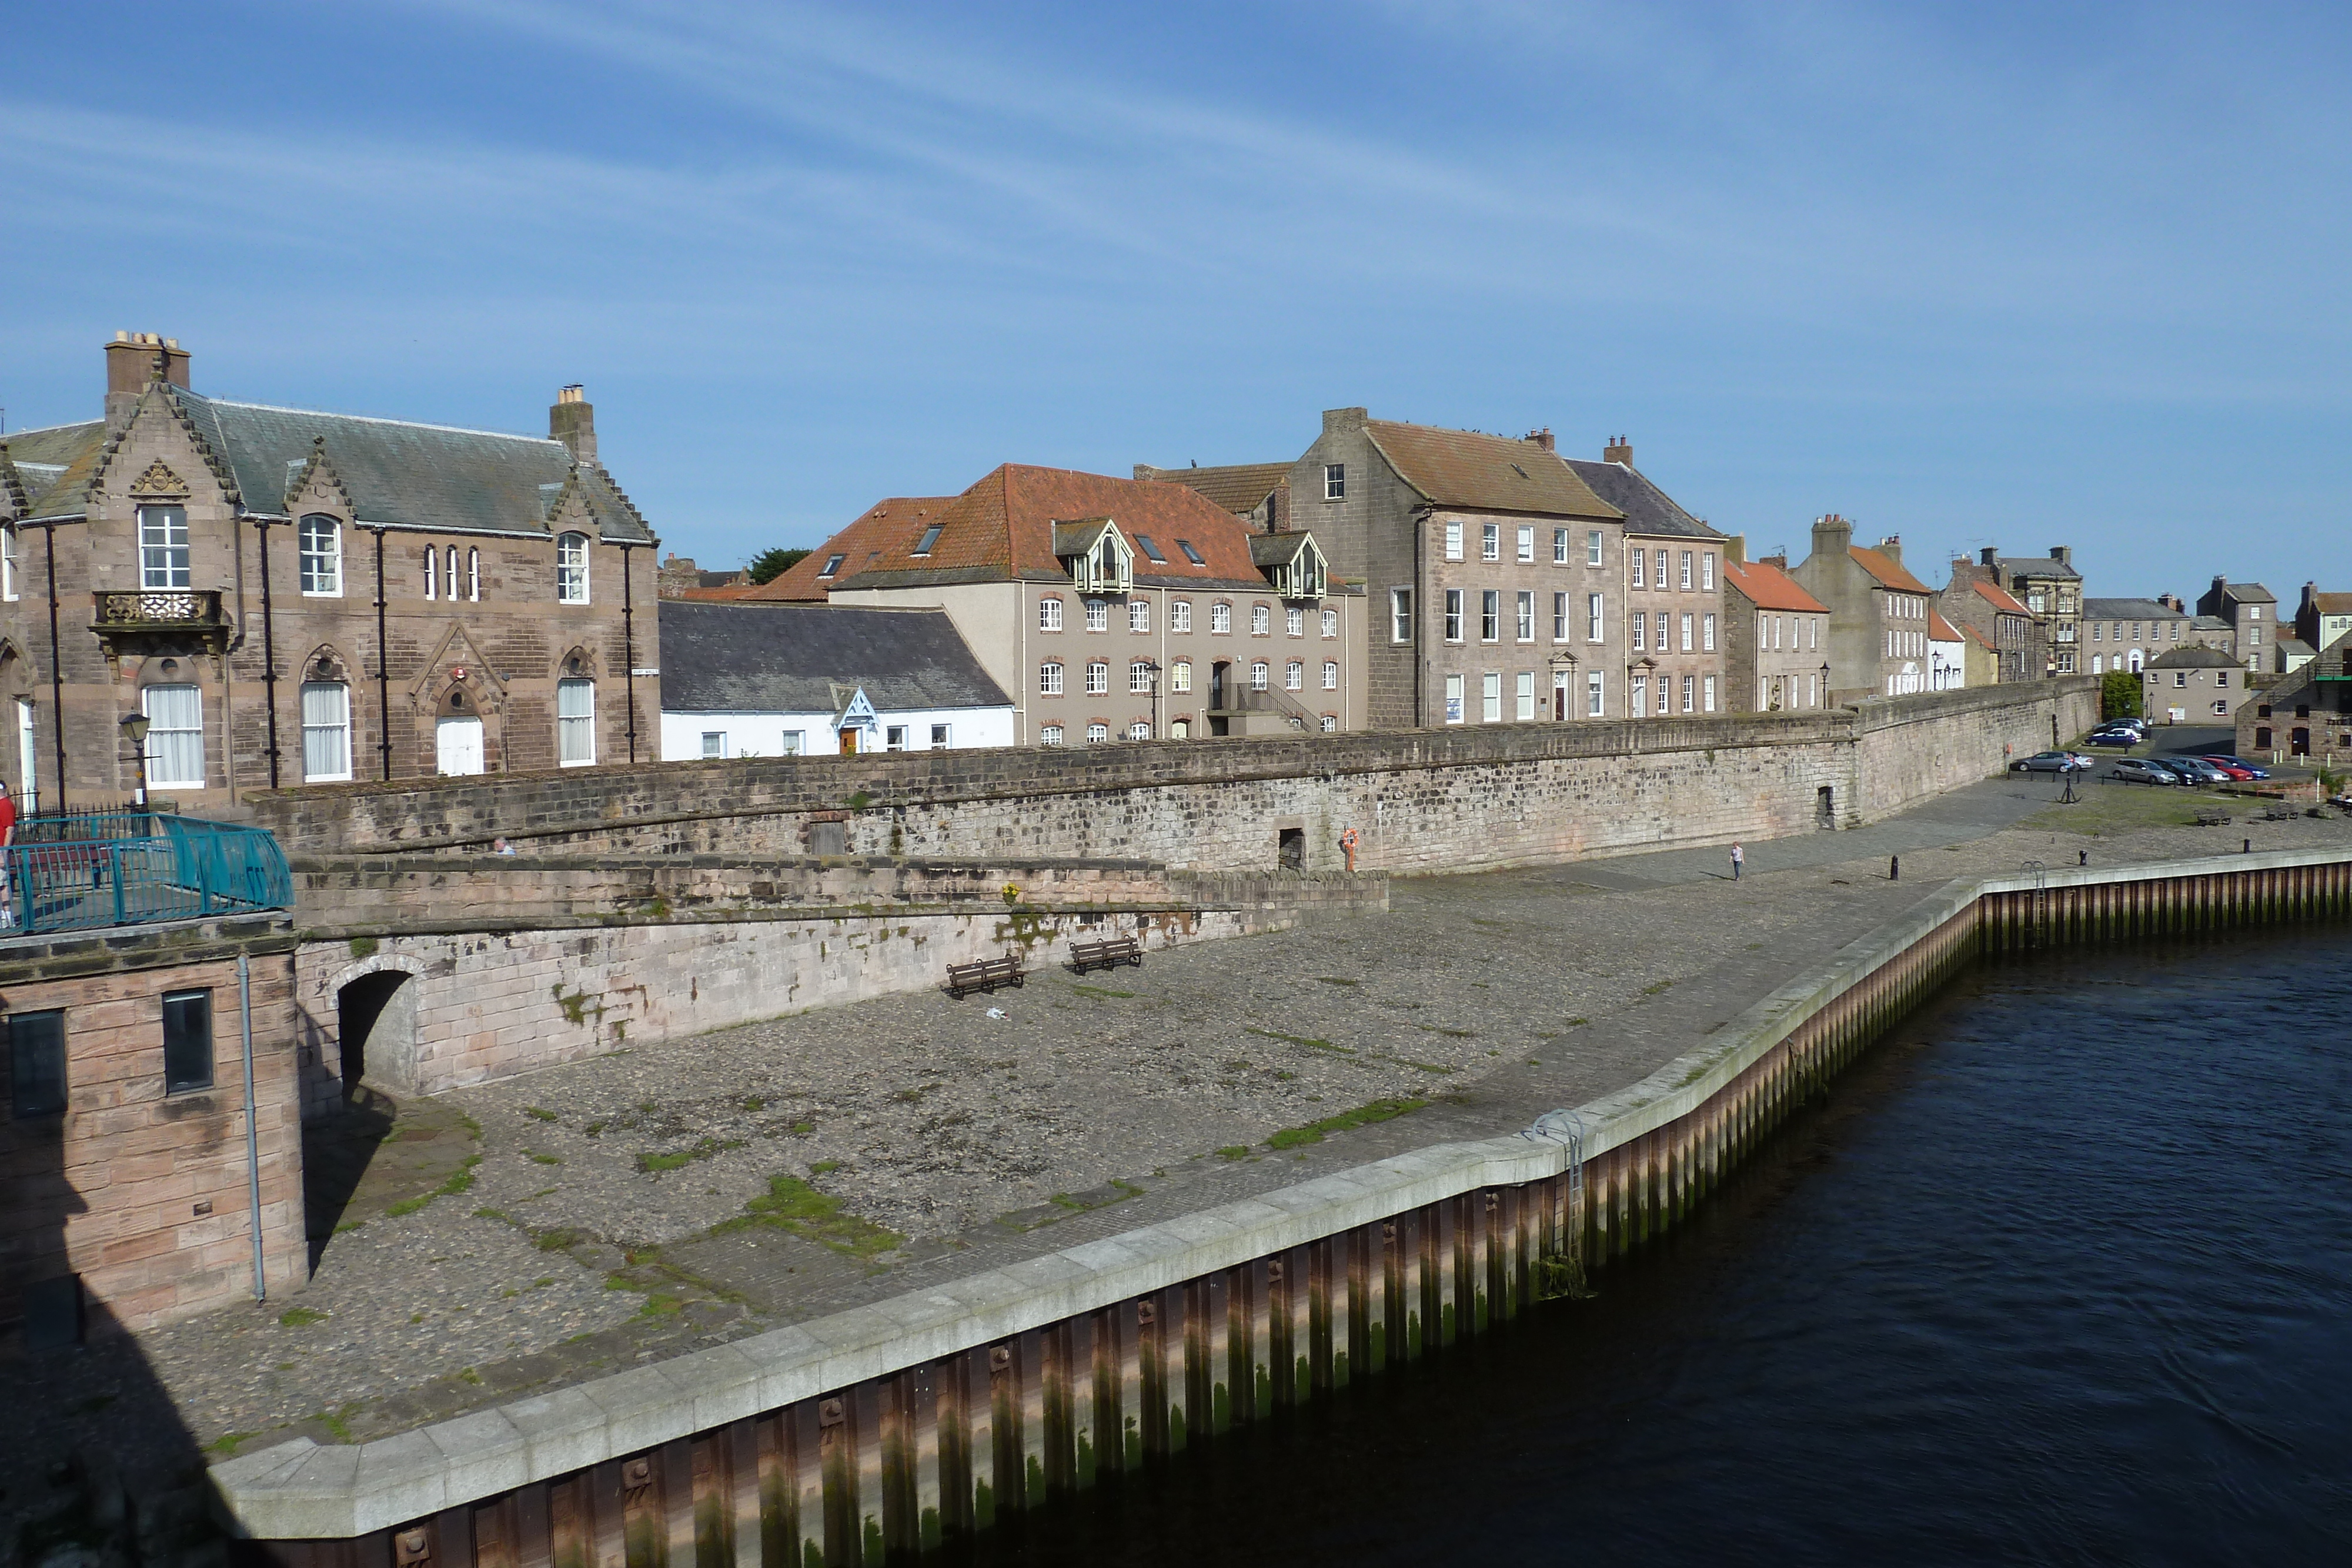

{"left": 2, "top": 2, "right": 2346, "bottom": 600}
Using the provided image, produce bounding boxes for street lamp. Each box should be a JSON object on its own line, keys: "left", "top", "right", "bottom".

{"left": 1135, "top": 659, "right": 1162, "bottom": 740}
{"left": 1819, "top": 663, "right": 1831, "bottom": 708}
{"left": 119, "top": 711, "right": 152, "bottom": 810}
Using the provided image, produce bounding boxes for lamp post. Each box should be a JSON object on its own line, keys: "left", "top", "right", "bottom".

{"left": 1819, "top": 662, "right": 1831, "bottom": 708}
{"left": 1137, "top": 659, "right": 1162, "bottom": 739}
{"left": 119, "top": 710, "right": 151, "bottom": 811}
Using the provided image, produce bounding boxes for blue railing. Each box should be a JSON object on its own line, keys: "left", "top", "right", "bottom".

{"left": 5, "top": 814, "right": 293, "bottom": 935}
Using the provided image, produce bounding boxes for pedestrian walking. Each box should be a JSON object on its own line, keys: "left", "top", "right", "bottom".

{"left": 0, "top": 780, "right": 18, "bottom": 928}
{"left": 1729, "top": 841, "right": 1744, "bottom": 881}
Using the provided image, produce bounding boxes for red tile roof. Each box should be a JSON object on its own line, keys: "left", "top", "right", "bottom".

{"left": 1970, "top": 577, "right": 2030, "bottom": 614}
{"left": 1722, "top": 557, "right": 1826, "bottom": 614}
{"left": 750, "top": 497, "right": 958, "bottom": 600}
{"left": 1850, "top": 545, "right": 1932, "bottom": 595}
{"left": 1927, "top": 609, "right": 1964, "bottom": 642}
{"left": 830, "top": 464, "right": 1278, "bottom": 589}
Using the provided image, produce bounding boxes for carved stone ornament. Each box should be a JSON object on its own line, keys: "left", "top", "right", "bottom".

{"left": 129, "top": 460, "right": 191, "bottom": 499}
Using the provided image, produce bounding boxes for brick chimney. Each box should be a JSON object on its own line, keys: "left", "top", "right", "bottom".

{"left": 1603, "top": 434, "right": 1632, "bottom": 466}
{"left": 1876, "top": 534, "right": 1902, "bottom": 566}
{"left": 1759, "top": 551, "right": 1788, "bottom": 570}
{"left": 2158, "top": 593, "right": 2185, "bottom": 613}
{"left": 104, "top": 331, "right": 190, "bottom": 433}
{"left": 1524, "top": 427, "right": 1555, "bottom": 452}
{"left": 550, "top": 385, "right": 596, "bottom": 464}
{"left": 1810, "top": 513, "right": 1853, "bottom": 565}
{"left": 2050, "top": 544, "right": 2072, "bottom": 566}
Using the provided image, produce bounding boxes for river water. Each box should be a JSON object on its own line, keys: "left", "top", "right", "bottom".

{"left": 1008, "top": 927, "right": 2352, "bottom": 1565}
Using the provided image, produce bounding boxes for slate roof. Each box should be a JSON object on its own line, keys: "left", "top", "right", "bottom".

{"left": 2277, "top": 636, "right": 2317, "bottom": 659}
{"left": 1135, "top": 462, "right": 1291, "bottom": 518}
{"left": 1721, "top": 557, "right": 1825, "bottom": 614}
{"left": 1993, "top": 554, "right": 2080, "bottom": 582}
{"left": 1559, "top": 459, "right": 1716, "bottom": 540}
{"left": 2190, "top": 614, "right": 2233, "bottom": 631}
{"left": 659, "top": 601, "right": 1011, "bottom": 715}
{"left": 1359, "top": 422, "right": 1619, "bottom": 520}
{"left": 750, "top": 497, "right": 958, "bottom": 601}
{"left": 2215, "top": 580, "right": 2276, "bottom": 603}
{"left": 1969, "top": 579, "right": 2030, "bottom": 615}
{"left": 827, "top": 464, "right": 1280, "bottom": 592}
{"left": 0, "top": 420, "right": 105, "bottom": 517}
{"left": 2082, "top": 597, "right": 2186, "bottom": 621}
{"left": 2148, "top": 646, "right": 2241, "bottom": 670}
{"left": 1849, "top": 546, "right": 1933, "bottom": 595}
{"left": 14, "top": 389, "right": 652, "bottom": 541}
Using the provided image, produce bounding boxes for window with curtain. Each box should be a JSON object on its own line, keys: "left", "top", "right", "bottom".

{"left": 557, "top": 677, "right": 596, "bottom": 765}
{"left": 143, "top": 683, "right": 203, "bottom": 787}
{"left": 300, "top": 681, "right": 351, "bottom": 781}
{"left": 556, "top": 533, "right": 590, "bottom": 604}
{"left": 139, "top": 506, "right": 190, "bottom": 589}
{"left": 298, "top": 516, "right": 341, "bottom": 596}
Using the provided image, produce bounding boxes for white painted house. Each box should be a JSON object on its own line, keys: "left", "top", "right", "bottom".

{"left": 658, "top": 601, "right": 1015, "bottom": 759}
{"left": 1927, "top": 609, "right": 1969, "bottom": 691}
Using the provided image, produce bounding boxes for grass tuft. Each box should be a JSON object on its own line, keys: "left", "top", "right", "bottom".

{"left": 710, "top": 1174, "right": 903, "bottom": 1259}
{"left": 277, "top": 1307, "right": 328, "bottom": 1328}
{"left": 1267, "top": 1097, "right": 1428, "bottom": 1151}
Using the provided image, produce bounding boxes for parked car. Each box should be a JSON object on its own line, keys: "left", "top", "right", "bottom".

{"left": 2158, "top": 757, "right": 2231, "bottom": 785}
{"left": 2106, "top": 757, "right": 2177, "bottom": 786}
{"left": 2010, "top": 750, "right": 2090, "bottom": 773}
{"left": 2087, "top": 728, "right": 2140, "bottom": 748}
{"left": 2197, "top": 757, "right": 2258, "bottom": 781}
{"left": 2200, "top": 754, "right": 2270, "bottom": 779}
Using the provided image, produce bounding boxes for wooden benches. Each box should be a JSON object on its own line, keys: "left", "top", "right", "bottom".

{"left": 2194, "top": 807, "right": 2232, "bottom": 827}
{"left": 1069, "top": 934, "right": 1144, "bottom": 974}
{"left": 944, "top": 955, "right": 1024, "bottom": 998}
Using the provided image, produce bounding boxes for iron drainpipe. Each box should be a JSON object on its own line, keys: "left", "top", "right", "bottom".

{"left": 240, "top": 952, "right": 265, "bottom": 1301}
{"left": 255, "top": 520, "right": 280, "bottom": 788}
{"left": 620, "top": 542, "right": 636, "bottom": 763}
{"left": 372, "top": 527, "right": 390, "bottom": 780}
{"left": 42, "top": 524, "right": 64, "bottom": 812}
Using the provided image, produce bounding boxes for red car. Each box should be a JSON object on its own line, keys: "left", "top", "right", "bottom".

{"left": 2197, "top": 756, "right": 2258, "bottom": 781}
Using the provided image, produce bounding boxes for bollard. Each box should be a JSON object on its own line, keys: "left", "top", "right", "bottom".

{"left": 1889, "top": 854, "right": 1899, "bottom": 882}
{"left": 2244, "top": 838, "right": 2251, "bottom": 854}
{"left": 2079, "top": 850, "right": 2088, "bottom": 867}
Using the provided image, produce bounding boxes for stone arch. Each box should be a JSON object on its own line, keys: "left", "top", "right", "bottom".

{"left": 330, "top": 954, "right": 428, "bottom": 1096}
{"left": 554, "top": 643, "right": 602, "bottom": 681}
{"left": 299, "top": 643, "right": 354, "bottom": 686}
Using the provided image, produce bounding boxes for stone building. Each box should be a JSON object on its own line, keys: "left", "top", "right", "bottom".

{"left": 2143, "top": 646, "right": 2250, "bottom": 725}
{"left": 657, "top": 601, "right": 1014, "bottom": 758}
{"left": 2079, "top": 596, "right": 2188, "bottom": 675}
{"left": 2292, "top": 583, "right": 2352, "bottom": 654}
{"left": 1133, "top": 461, "right": 1292, "bottom": 532}
{"left": 1927, "top": 609, "right": 1968, "bottom": 691}
{"left": 1286, "top": 411, "right": 1629, "bottom": 727}
{"left": 817, "top": 463, "right": 1365, "bottom": 743}
{"left": 1939, "top": 564, "right": 2037, "bottom": 683}
{"left": 0, "top": 336, "right": 659, "bottom": 810}
{"left": 751, "top": 497, "right": 958, "bottom": 603}
{"left": 1565, "top": 440, "right": 1731, "bottom": 719}
{"left": 1719, "top": 547, "right": 1829, "bottom": 712}
{"left": 2239, "top": 638, "right": 2352, "bottom": 763}
{"left": 1789, "top": 519, "right": 1938, "bottom": 700}
{"left": 2195, "top": 577, "right": 2276, "bottom": 675}
{"left": 655, "top": 555, "right": 750, "bottom": 599}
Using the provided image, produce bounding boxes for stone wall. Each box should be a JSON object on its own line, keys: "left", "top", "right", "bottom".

{"left": 293, "top": 870, "right": 1384, "bottom": 1099}
{"left": 0, "top": 920, "right": 308, "bottom": 1338}
{"left": 249, "top": 680, "right": 2100, "bottom": 878}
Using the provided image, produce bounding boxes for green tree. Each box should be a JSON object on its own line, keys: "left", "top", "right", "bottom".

{"left": 746, "top": 547, "right": 812, "bottom": 585}
{"left": 2100, "top": 669, "right": 2142, "bottom": 720}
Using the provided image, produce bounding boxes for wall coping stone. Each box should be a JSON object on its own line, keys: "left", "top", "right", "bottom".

{"left": 216, "top": 831, "right": 2323, "bottom": 1546}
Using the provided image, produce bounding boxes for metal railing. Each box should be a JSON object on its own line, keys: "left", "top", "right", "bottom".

{"left": 4, "top": 813, "right": 292, "bottom": 935}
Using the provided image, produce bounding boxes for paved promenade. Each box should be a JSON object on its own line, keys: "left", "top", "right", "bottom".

{"left": 14, "top": 773, "right": 2350, "bottom": 1491}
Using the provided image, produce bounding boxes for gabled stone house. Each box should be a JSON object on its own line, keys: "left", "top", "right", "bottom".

{"left": 1790, "top": 519, "right": 1937, "bottom": 700}
{"left": 2239, "top": 639, "right": 2352, "bottom": 763}
{"left": 1565, "top": 440, "right": 1732, "bottom": 720}
{"left": 2196, "top": 577, "right": 2276, "bottom": 675}
{"left": 2293, "top": 583, "right": 2352, "bottom": 654}
{"left": 0, "top": 335, "right": 658, "bottom": 809}
{"left": 1939, "top": 566, "right": 2036, "bottom": 683}
{"left": 2079, "top": 596, "right": 2189, "bottom": 675}
{"left": 2143, "top": 645, "right": 2249, "bottom": 724}
{"left": 1720, "top": 547, "right": 1829, "bottom": 713}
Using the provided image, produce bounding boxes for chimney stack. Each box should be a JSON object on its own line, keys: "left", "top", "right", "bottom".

{"left": 1602, "top": 434, "right": 1633, "bottom": 466}
{"left": 104, "top": 331, "right": 191, "bottom": 433}
{"left": 1321, "top": 407, "right": 1368, "bottom": 434}
{"left": 1979, "top": 546, "right": 1999, "bottom": 567}
{"left": 1724, "top": 533, "right": 1745, "bottom": 566}
{"left": 550, "top": 385, "right": 596, "bottom": 464}
{"left": 1811, "top": 513, "right": 1853, "bottom": 564}
{"left": 1524, "top": 427, "right": 1555, "bottom": 453}
{"left": 1877, "top": 534, "right": 1903, "bottom": 566}
{"left": 2159, "top": 593, "right": 2184, "bottom": 613}
{"left": 2050, "top": 544, "right": 2072, "bottom": 566}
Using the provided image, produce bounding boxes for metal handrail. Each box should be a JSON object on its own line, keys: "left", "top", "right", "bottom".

{"left": 3, "top": 815, "right": 292, "bottom": 935}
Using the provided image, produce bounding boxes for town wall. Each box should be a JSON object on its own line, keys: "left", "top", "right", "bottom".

{"left": 0, "top": 920, "right": 308, "bottom": 1339}
{"left": 247, "top": 680, "right": 2100, "bottom": 876}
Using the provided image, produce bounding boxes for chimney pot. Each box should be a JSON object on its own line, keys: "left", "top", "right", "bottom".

{"left": 550, "top": 386, "right": 597, "bottom": 463}
{"left": 1602, "top": 435, "right": 1633, "bottom": 466}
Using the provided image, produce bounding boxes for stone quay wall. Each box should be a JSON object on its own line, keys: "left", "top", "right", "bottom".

{"left": 214, "top": 845, "right": 2352, "bottom": 1562}
{"left": 292, "top": 868, "right": 1384, "bottom": 1101}
{"left": 246, "top": 680, "right": 2101, "bottom": 877}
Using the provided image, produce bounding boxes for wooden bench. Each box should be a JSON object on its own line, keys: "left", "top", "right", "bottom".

{"left": 2194, "top": 807, "right": 2232, "bottom": 827}
{"left": 945, "top": 955, "right": 1024, "bottom": 998}
{"left": 1069, "top": 934, "right": 1144, "bottom": 974}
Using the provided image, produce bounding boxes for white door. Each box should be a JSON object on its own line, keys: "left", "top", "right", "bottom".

{"left": 436, "top": 716, "right": 485, "bottom": 775}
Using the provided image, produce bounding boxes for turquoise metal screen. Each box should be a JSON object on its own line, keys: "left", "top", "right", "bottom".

{"left": 5, "top": 813, "right": 293, "bottom": 934}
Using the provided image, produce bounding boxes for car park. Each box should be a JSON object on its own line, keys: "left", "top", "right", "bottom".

{"left": 2159, "top": 757, "right": 2231, "bottom": 785}
{"left": 2197, "top": 757, "right": 2257, "bottom": 781}
{"left": 2106, "top": 757, "right": 2177, "bottom": 785}
{"left": 2200, "top": 754, "right": 2270, "bottom": 779}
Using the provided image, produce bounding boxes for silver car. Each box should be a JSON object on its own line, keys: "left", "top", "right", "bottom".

{"left": 2107, "top": 757, "right": 2177, "bottom": 786}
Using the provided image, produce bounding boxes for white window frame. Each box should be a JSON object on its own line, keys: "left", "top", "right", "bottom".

{"left": 1444, "top": 674, "right": 1465, "bottom": 724}
{"left": 1285, "top": 659, "right": 1304, "bottom": 691}
{"left": 1553, "top": 591, "right": 1570, "bottom": 643}
{"left": 931, "top": 724, "right": 950, "bottom": 747}
{"left": 1287, "top": 606, "right": 1305, "bottom": 637}
{"left": 1482, "top": 523, "right": 1501, "bottom": 562}
{"left": 1321, "top": 609, "right": 1338, "bottom": 638}
{"left": 1632, "top": 613, "right": 1646, "bottom": 652}
{"left": 1587, "top": 530, "right": 1604, "bottom": 567}
{"left": 1085, "top": 660, "right": 1109, "bottom": 695}
{"left": 1, "top": 524, "right": 19, "bottom": 601}
{"left": 139, "top": 506, "right": 191, "bottom": 590}
{"left": 467, "top": 547, "right": 481, "bottom": 602}
{"left": 1391, "top": 588, "right": 1414, "bottom": 643}
{"left": 1588, "top": 593, "right": 1605, "bottom": 643}
{"left": 1681, "top": 613, "right": 1695, "bottom": 653}
{"left": 1703, "top": 612, "right": 1716, "bottom": 652}
{"left": 1586, "top": 671, "right": 1603, "bottom": 717}
{"left": 1087, "top": 722, "right": 1110, "bottom": 745}
{"left": 1481, "top": 590, "right": 1501, "bottom": 643}
{"left": 1252, "top": 604, "right": 1271, "bottom": 636}
{"left": 1515, "top": 590, "right": 1535, "bottom": 643}
{"left": 1702, "top": 552, "right": 1715, "bottom": 591}
{"left": 1128, "top": 599, "right": 1150, "bottom": 634}
{"left": 1322, "top": 660, "right": 1338, "bottom": 690}
{"left": 1085, "top": 599, "right": 1110, "bottom": 633}
{"left": 884, "top": 726, "right": 908, "bottom": 751}
{"left": 1251, "top": 660, "right": 1269, "bottom": 691}
{"left": 1128, "top": 721, "right": 1151, "bottom": 741}
{"left": 1515, "top": 670, "right": 1535, "bottom": 720}
{"left": 557, "top": 677, "right": 596, "bottom": 765}
{"left": 1171, "top": 660, "right": 1192, "bottom": 693}
{"left": 142, "top": 683, "right": 204, "bottom": 788}
{"left": 701, "top": 731, "right": 726, "bottom": 759}
{"left": 1040, "top": 597, "right": 1064, "bottom": 632}
{"left": 1630, "top": 547, "right": 1646, "bottom": 589}
{"left": 1516, "top": 526, "right": 1535, "bottom": 564}
{"left": 1211, "top": 602, "right": 1232, "bottom": 634}
{"left": 1444, "top": 520, "right": 1464, "bottom": 561}
{"left": 297, "top": 516, "right": 342, "bottom": 597}
{"left": 1553, "top": 528, "right": 1569, "bottom": 565}
{"left": 1171, "top": 599, "right": 1191, "bottom": 633}
{"left": 1324, "top": 463, "right": 1345, "bottom": 501}
{"left": 1444, "top": 589, "right": 1464, "bottom": 643}
{"left": 556, "top": 532, "right": 590, "bottom": 604}
{"left": 299, "top": 680, "right": 352, "bottom": 783}
{"left": 1040, "top": 661, "right": 1064, "bottom": 695}
{"left": 1130, "top": 661, "right": 1153, "bottom": 693}
{"left": 1703, "top": 674, "right": 1717, "bottom": 713}
{"left": 1632, "top": 674, "right": 1648, "bottom": 714}
{"left": 1041, "top": 724, "right": 1065, "bottom": 747}
{"left": 1679, "top": 551, "right": 1693, "bottom": 590}
{"left": 1481, "top": 671, "right": 1502, "bottom": 723}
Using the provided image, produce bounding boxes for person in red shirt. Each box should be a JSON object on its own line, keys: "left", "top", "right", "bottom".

{"left": 0, "top": 779, "right": 17, "bottom": 928}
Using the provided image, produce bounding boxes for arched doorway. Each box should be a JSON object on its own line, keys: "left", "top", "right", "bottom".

{"left": 336, "top": 970, "right": 417, "bottom": 1098}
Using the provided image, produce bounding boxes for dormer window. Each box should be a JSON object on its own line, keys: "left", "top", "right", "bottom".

{"left": 912, "top": 524, "right": 944, "bottom": 557}
{"left": 818, "top": 553, "right": 846, "bottom": 577}
{"left": 1256, "top": 534, "right": 1328, "bottom": 601}
{"left": 1056, "top": 520, "right": 1134, "bottom": 594}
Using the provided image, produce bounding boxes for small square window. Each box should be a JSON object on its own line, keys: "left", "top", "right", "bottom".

{"left": 9, "top": 1010, "right": 66, "bottom": 1118}
{"left": 931, "top": 724, "right": 950, "bottom": 747}
{"left": 700, "top": 731, "right": 726, "bottom": 759}
{"left": 818, "top": 554, "right": 845, "bottom": 577}
{"left": 162, "top": 990, "right": 213, "bottom": 1095}
{"left": 885, "top": 726, "right": 908, "bottom": 751}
